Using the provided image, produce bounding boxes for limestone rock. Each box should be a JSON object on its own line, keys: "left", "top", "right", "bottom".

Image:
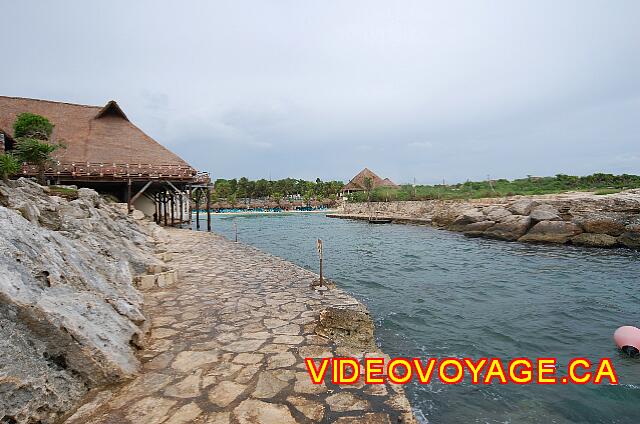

{"left": 314, "top": 306, "right": 376, "bottom": 349}
{"left": 508, "top": 199, "right": 539, "bottom": 215}
{"left": 287, "top": 396, "right": 324, "bottom": 421}
{"left": 0, "top": 179, "right": 168, "bottom": 423}
{"left": 233, "top": 399, "right": 297, "bottom": 424}
{"left": 483, "top": 215, "right": 532, "bottom": 241}
{"left": 484, "top": 206, "right": 512, "bottom": 221}
{"left": 571, "top": 233, "right": 618, "bottom": 248}
{"left": 618, "top": 232, "right": 640, "bottom": 249}
{"left": 529, "top": 205, "right": 561, "bottom": 222}
{"left": 326, "top": 392, "right": 370, "bottom": 412}
{"left": 519, "top": 221, "right": 582, "bottom": 244}
{"left": 580, "top": 218, "right": 626, "bottom": 236}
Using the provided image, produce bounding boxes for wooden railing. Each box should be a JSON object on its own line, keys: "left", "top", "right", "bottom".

{"left": 21, "top": 162, "right": 209, "bottom": 183}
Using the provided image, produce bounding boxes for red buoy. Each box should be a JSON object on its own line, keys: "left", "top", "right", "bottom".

{"left": 614, "top": 326, "right": 640, "bottom": 357}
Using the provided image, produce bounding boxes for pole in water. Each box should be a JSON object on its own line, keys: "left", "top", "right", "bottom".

{"left": 234, "top": 222, "right": 238, "bottom": 242}
{"left": 316, "top": 239, "right": 323, "bottom": 287}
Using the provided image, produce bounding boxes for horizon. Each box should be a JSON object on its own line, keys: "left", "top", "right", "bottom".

{"left": 1, "top": 1, "right": 638, "bottom": 184}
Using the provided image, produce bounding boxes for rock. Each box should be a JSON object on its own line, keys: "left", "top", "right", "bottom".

{"left": 125, "top": 397, "right": 177, "bottom": 424}
{"left": 233, "top": 399, "right": 297, "bottom": 424}
{"left": 165, "top": 402, "right": 202, "bottom": 424}
{"left": 314, "top": 306, "right": 376, "bottom": 349}
{"left": 508, "top": 199, "right": 539, "bottom": 215}
{"left": 287, "top": 396, "right": 325, "bottom": 421}
{"left": 571, "top": 233, "right": 618, "bottom": 248}
{"left": 459, "top": 220, "right": 495, "bottom": 235}
{"left": 171, "top": 351, "right": 219, "bottom": 372}
{"left": 519, "top": 221, "right": 582, "bottom": 244}
{"left": 618, "top": 232, "right": 640, "bottom": 249}
{"left": 208, "top": 381, "right": 247, "bottom": 407}
{"left": 252, "top": 369, "right": 295, "bottom": 399}
{"left": 450, "top": 208, "right": 484, "bottom": 226}
{"left": 580, "top": 218, "right": 626, "bottom": 236}
{"left": 326, "top": 392, "right": 370, "bottom": 412}
{"left": 131, "top": 209, "right": 145, "bottom": 220}
{"left": 0, "top": 178, "right": 170, "bottom": 424}
{"left": 484, "top": 206, "right": 512, "bottom": 221}
{"left": 529, "top": 205, "right": 561, "bottom": 222}
{"left": 267, "top": 352, "right": 297, "bottom": 369}
{"left": 483, "top": 215, "right": 532, "bottom": 241}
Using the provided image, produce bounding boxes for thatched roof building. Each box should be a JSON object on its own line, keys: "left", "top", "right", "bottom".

{"left": 0, "top": 96, "right": 208, "bottom": 221}
{"left": 342, "top": 168, "right": 399, "bottom": 194}
{"left": 0, "top": 96, "right": 199, "bottom": 182}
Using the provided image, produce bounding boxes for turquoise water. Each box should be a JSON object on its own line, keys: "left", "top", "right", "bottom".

{"left": 196, "top": 213, "right": 640, "bottom": 423}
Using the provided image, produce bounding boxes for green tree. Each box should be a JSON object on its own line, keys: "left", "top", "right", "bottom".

{"left": 363, "top": 176, "right": 373, "bottom": 202}
{"left": 13, "top": 112, "right": 54, "bottom": 140}
{"left": 227, "top": 194, "right": 237, "bottom": 207}
{"left": 303, "top": 189, "right": 313, "bottom": 206}
{"left": 0, "top": 153, "right": 20, "bottom": 182}
{"left": 14, "top": 138, "right": 59, "bottom": 184}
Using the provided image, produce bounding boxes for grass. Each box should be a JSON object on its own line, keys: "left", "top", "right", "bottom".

{"left": 48, "top": 185, "right": 79, "bottom": 200}
{"left": 348, "top": 173, "right": 640, "bottom": 202}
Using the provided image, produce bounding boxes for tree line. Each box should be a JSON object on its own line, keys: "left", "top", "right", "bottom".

{"left": 211, "top": 177, "right": 344, "bottom": 203}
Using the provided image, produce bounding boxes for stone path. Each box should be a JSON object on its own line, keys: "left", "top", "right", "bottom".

{"left": 64, "top": 228, "right": 415, "bottom": 424}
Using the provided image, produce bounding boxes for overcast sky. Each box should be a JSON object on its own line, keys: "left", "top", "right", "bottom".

{"left": 1, "top": 1, "right": 639, "bottom": 184}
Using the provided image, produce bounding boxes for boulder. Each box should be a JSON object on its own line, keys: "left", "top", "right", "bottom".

{"left": 618, "top": 232, "right": 640, "bottom": 249}
{"left": 580, "top": 218, "right": 626, "bottom": 236}
{"left": 571, "top": 233, "right": 618, "bottom": 248}
{"left": 529, "top": 205, "right": 561, "bottom": 222}
{"left": 315, "top": 306, "right": 376, "bottom": 350}
{"left": 483, "top": 206, "right": 512, "bottom": 222}
{"left": 484, "top": 215, "right": 532, "bottom": 241}
{"left": 450, "top": 208, "right": 485, "bottom": 226}
{"left": 508, "top": 199, "right": 539, "bottom": 215}
{"left": 519, "top": 221, "right": 582, "bottom": 244}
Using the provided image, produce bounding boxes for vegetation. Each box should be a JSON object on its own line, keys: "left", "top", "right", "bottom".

{"left": 48, "top": 185, "right": 79, "bottom": 200}
{"left": 13, "top": 112, "right": 54, "bottom": 140}
{"left": 11, "top": 113, "right": 62, "bottom": 184}
{"left": 14, "top": 138, "right": 59, "bottom": 184}
{"left": 211, "top": 177, "right": 344, "bottom": 201}
{"left": 0, "top": 153, "right": 20, "bottom": 182}
{"left": 348, "top": 173, "right": 640, "bottom": 202}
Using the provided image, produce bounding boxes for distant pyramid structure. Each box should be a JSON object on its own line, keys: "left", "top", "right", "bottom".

{"left": 341, "top": 168, "right": 399, "bottom": 194}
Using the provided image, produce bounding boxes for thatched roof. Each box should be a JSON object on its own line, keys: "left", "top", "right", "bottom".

{"left": 342, "top": 168, "right": 398, "bottom": 192}
{"left": 0, "top": 96, "right": 196, "bottom": 179}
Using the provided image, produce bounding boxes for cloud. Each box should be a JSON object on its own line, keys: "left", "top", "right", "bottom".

{"left": 1, "top": 0, "right": 639, "bottom": 183}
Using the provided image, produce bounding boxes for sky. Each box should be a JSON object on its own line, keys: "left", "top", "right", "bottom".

{"left": 1, "top": 1, "right": 639, "bottom": 184}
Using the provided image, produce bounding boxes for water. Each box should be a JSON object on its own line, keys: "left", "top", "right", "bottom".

{"left": 196, "top": 212, "right": 640, "bottom": 423}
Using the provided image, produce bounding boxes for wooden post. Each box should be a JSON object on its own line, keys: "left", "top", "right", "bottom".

{"left": 187, "top": 187, "right": 192, "bottom": 230}
{"left": 195, "top": 189, "right": 201, "bottom": 230}
{"left": 163, "top": 191, "right": 168, "bottom": 226}
{"left": 126, "top": 178, "right": 132, "bottom": 213}
{"left": 179, "top": 191, "right": 184, "bottom": 227}
{"left": 206, "top": 186, "right": 212, "bottom": 232}
{"left": 316, "top": 239, "right": 323, "bottom": 286}
{"left": 154, "top": 193, "right": 159, "bottom": 223}
{"left": 234, "top": 222, "right": 238, "bottom": 242}
{"left": 170, "top": 191, "right": 175, "bottom": 226}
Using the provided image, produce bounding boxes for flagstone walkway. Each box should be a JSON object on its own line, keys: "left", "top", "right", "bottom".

{"left": 64, "top": 228, "right": 415, "bottom": 424}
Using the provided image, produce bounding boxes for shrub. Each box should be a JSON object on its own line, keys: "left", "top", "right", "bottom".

{"left": 0, "top": 153, "right": 20, "bottom": 182}
{"left": 14, "top": 138, "right": 59, "bottom": 184}
{"left": 13, "top": 112, "right": 54, "bottom": 140}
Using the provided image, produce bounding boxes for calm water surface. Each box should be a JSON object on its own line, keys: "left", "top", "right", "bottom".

{"left": 196, "top": 213, "right": 640, "bottom": 423}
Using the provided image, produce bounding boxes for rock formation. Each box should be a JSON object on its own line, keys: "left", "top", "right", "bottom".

{"left": 0, "top": 179, "right": 166, "bottom": 424}
{"left": 338, "top": 190, "right": 640, "bottom": 249}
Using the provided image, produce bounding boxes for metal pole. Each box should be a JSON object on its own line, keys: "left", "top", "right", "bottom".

{"left": 187, "top": 186, "right": 192, "bottom": 230}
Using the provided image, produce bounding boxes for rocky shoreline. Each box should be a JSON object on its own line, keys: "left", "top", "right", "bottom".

{"left": 333, "top": 190, "right": 640, "bottom": 249}
{"left": 1, "top": 179, "right": 413, "bottom": 423}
